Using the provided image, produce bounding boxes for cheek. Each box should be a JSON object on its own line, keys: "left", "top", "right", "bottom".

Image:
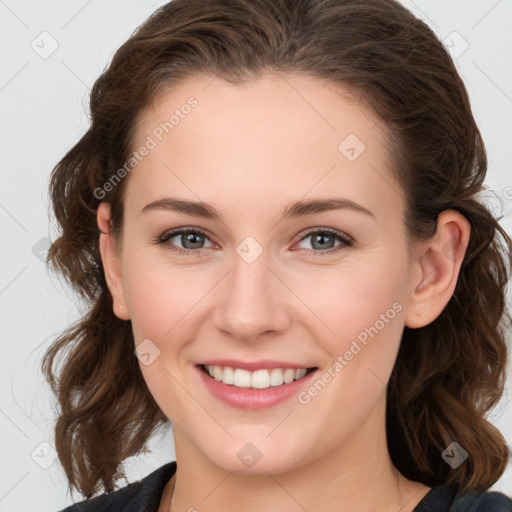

{"left": 122, "top": 250, "right": 216, "bottom": 342}
{"left": 291, "top": 253, "right": 406, "bottom": 341}
{"left": 121, "top": 254, "right": 214, "bottom": 420}
{"left": 289, "top": 250, "right": 408, "bottom": 402}
{"left": 290, "top": 266, "right": 406, "bottom": 432}
{"left": 123, "top": 240, "right": 408, "bottom": 357}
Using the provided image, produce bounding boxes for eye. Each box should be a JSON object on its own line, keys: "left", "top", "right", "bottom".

{"left": 156, "top": 228, "right": 215, "bottom": 256}
{"left": 155, "top": 227, "right": 353, "bottom": 257}
{"left": 294, "top": 228, "right": 352, "bottom": 256}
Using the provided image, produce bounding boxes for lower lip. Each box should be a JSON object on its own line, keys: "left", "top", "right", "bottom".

{"left": 196, "top": 365, "right": 317, "bottom": 410}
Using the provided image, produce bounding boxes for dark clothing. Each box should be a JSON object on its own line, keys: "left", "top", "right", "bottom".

{"left": 59, "top": 461, "right": 512, "bottom": 511}
{"left": 413, "top": 484, "right": 512, "bottom": 511}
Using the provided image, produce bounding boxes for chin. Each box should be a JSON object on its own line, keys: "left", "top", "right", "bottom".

{"left": 196, "top": 435, "right": 310, "bottom": 476}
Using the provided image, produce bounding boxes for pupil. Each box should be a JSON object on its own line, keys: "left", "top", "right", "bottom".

{"left": 184, "top": 232, "right": 203, "bottom": 249}
{"left": 312, "top": 234, "right": 333, "bottom": 250}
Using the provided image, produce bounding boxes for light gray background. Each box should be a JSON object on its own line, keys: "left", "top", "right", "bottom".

{"left": 1, "top": 0, "right": 511, "bottom": 510}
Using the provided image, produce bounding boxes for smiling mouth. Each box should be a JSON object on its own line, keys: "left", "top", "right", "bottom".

{"left": 199, "top": 364, "right": 317, "bottom": 389}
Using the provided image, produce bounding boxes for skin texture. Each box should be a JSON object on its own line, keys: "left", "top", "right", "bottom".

{"left": 97, "top": 74, "right": 470, "bottom": 512}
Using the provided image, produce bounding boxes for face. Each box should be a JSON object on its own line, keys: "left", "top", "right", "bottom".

{"left": 100, "top": 73, "right": 429, "bottom": 475}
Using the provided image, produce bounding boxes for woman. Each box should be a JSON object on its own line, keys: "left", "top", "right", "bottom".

{"left": 44, "top": 0, "right": 512, "bottom": 510}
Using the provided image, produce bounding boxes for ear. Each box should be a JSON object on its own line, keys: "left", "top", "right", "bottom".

{"left": 404, "top": 209, "right": 471, "bottom": 329}
{"left": 97, "top": 202, "right": 130, "bottom": 320}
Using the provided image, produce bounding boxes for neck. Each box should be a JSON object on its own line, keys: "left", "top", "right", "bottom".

{"left": 164, "top": 399, "right": 430, "bottom": 512}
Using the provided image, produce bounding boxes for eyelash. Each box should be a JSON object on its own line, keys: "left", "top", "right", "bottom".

{"left": 154, "top": 227, "right": 353, "bottom": 258}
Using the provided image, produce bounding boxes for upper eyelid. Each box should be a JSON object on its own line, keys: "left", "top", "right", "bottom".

{"left": 160, "top": 226, "right": 212, "bottom": 241}
{"left": 297, "top": 226, "right": 352, "bottom": 240}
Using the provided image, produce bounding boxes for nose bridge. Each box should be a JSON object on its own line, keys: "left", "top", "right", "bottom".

{"left": 213, "top": 243, "right": 291, "bottom": 341}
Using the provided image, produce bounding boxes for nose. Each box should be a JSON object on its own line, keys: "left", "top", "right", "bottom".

{"left": 212, "top": 250, "right": 292, "bottom": 343}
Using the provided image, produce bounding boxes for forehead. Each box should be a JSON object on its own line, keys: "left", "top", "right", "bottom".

{"left": 126, "top": 73, "right": 402, "bottom": 223}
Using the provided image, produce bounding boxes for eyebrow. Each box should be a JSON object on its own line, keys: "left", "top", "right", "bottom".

{"left": 140, "top": 197, "right": 375, "bottom": 220}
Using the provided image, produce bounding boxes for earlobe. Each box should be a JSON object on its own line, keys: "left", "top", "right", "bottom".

{"left": 97, "top": 202, "right": 131, "bottom": 321}
{"left": 404, "top": 210, "right": 470, "bottom": 329}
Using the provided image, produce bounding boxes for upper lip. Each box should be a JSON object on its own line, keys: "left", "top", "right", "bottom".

{"left": 197, "top": 359, "right": 316, "bottom": 371}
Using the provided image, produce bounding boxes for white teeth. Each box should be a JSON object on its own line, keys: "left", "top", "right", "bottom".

{"left": 213, "top": 366, "right": 223, "bottom": 381}
{"left": 233, "top": 368, "right": 251, "bottom": 388}
{"left": 270, "top": 368, "right": 284, "bottom": 386}
{"left": 295, "top": 368, "right": 307, "bottom": 380}
{"left": 251, "top": 369, "right": 271, "bottom": 389}
{"left": 222, "top": 366, "right": 234, "bottom": 385}
{"left": 283, "top": 368, "right": 295, "bottom": 384}
{"left": 204, "top": 365, "right": 312, "bottom": 389}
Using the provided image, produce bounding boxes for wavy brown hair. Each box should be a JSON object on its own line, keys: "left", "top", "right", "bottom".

{"left": 43, "top": 0, "right": 512, "bottom": 498}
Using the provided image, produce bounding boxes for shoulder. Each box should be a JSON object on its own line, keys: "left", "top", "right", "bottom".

{"left": 450, "top": 489, "right": 512, "bottom": 511}
{"left": 57, "top": 461, "right": 177, "bottom": 512}
{"left": 415, "top": 486, "right": 512, "bottom": 512}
